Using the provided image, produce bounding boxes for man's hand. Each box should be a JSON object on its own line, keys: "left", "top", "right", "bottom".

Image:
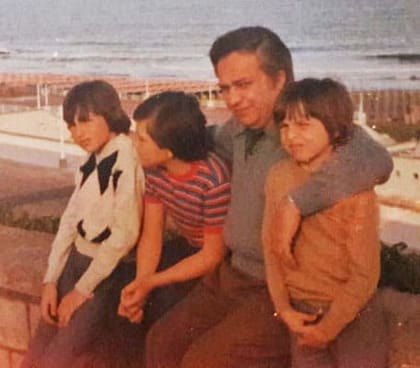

{"left": 57, "top": 289, "right": 90, "bottom": 328}
{"left": 273, "top": 196, "right": 301, "bottom": 268}
{"left": 41, "top": 283, "right": 58, "bottom": 325}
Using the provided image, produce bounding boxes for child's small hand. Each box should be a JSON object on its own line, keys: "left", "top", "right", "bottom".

{"left": 279, "top": 308, "right": 318, "bottom": 334}
{"left": 119, "top": 278, "right": 151, "bottom": 323}
{"left": 118, "top": 302, "right": 144, "bottom": 324}
{"left": 57, "top": 289, "right": 90, "bottom": 328}
{"left": 295, "top": 324, "right": 329, "bottom": 348}
{"left": 121, "top": 278, "right": 151, "bottom": 309}
{"left": 117, "top": 296, "right": 144, "bottom": 323}
{"left": 41, "top": 283, "right": 58, "bottom": 325}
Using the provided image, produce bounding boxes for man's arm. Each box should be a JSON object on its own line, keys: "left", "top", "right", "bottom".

{"left": 290, "top": 125, "right": 393, "bottom": 216}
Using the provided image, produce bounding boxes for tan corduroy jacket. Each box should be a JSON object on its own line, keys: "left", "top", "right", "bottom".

{"left": 263, "top": 159, "right": 380, "bottom": 341}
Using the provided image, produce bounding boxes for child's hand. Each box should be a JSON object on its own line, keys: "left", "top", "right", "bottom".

{"left": 121, "top": 278, "right": 151, "bottom": 308}
{"left": 41, "top": 283, "right": 58, "bottom": 325}
{"left": 295, "top": 324, "right": 329, "bottom": 348}
{"left": 57, "top": 289, "right": 90, "bottom": 328}
{"left": 117, "top": 302, "right": 144, "bottom": 324}
{"left": 118, "top": 278, "right": 151, "bottom": 323}
{"left": 279, "top": 308, "right": 318, "bottom": 334}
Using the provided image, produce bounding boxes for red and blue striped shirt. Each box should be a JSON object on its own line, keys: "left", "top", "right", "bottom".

{"left": 145, "top": 152, "right": 231, "bottom": 247}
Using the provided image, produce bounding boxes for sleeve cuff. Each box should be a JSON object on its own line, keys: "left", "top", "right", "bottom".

{"left": 75, "top": 268, "right": 106, "bottom": 296}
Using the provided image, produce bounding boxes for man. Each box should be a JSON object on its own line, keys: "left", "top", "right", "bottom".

{"left": 144, "top": 26, "right": 393, "bottom": 368}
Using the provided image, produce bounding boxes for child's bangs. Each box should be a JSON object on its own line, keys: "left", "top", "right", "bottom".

{"left": 63, "top": 103, "right": 92, "bottom": 125}
{"left": 275, "top": 99, "right": 306, "bottom": 125}
{"left": 76, "top": 104, "right": 96, "bottom": 123}
{"left": 285, "top": 101, "right": 308, "bottom": 122}
{"left": 299, "top": 96, "right": 328, "bottom": 123}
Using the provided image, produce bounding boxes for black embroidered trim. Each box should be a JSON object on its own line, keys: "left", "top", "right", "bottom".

{"left": 112, "top": 170, "right": 123, "bottom": 191}
{"left": 97, "top": 151, "right": 119, "bottom": 194}
{"left": 79, "top": 154, "right": 96, "bottom": 188}
{"left": 77, "top": 220, "right": 86, "bottom": 238}
{"left": 77, "top": 220, "right": 111, "bottom": 244}
{"left": 91, "top": 227, "right": 112, "bottom": 244}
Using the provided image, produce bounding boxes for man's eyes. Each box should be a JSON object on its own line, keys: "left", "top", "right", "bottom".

{"left": 235, "top": 81, "right": 252, "bottom": 89}
{"left": 218, "top": 80, "right": 252, "bottom": 93}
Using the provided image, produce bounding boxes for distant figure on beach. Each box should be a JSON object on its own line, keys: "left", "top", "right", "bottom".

{"left": 21, "top": 80, "right": 144, "bottom": 368}
{"left": 263, "top": 78, "right": 388, "bottom": 367}
{"left": 118, "top": 91, "right": 231, "bottom": 325}
{"left": 144, "top": 26, "right": 393, "bottom": 368}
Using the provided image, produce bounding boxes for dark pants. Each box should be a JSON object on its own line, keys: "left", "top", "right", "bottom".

{"left": 21, "top": 247, "right": 136, "bottom": 368}
{"left": 142, "top": 236, "right": 200, "bottom": 328}
{"left": 145, "top": 259, "right": 290, "bottom": 368}
{"left": 290, "top": 293, "right": 389, "bottom": 368}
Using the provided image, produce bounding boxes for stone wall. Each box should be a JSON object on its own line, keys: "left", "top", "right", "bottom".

{"left": 0, "top": 157, "right": 419, "bottom": 368}
{"left": 0, "top": 288, "right": 40, "bottom": 367}
{"left": 0, "top": 225, "right": 53, "bottom": 368}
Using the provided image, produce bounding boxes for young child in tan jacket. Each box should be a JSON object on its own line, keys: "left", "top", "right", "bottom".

{"left": 263, "top": 78, "right": 388, "bottom": 368}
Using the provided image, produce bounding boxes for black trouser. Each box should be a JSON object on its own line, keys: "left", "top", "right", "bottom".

{"left": 21, "top": 247, "right": 136, "bottom": 368}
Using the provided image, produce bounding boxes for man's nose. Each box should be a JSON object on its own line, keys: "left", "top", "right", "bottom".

{"left": 224, "top": 87, "right": 242, "bottom": 107}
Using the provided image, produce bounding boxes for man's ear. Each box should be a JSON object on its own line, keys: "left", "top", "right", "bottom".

{"left": 274, "top": 70, "right": 286, "bottom": 92}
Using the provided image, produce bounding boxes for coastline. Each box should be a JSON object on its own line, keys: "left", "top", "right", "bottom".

{"left": 1, "top": 72, "right": 419, "bottom": 127}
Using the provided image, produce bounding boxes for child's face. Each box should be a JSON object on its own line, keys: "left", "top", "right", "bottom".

{"left": 68, "top": 112, "right": 114, "bottom": 153}
{"left": 280, "top": 105, "right": 332, "bottom": 170}
{"left": 135, "top": 119, "right": 172, "bottom": 168}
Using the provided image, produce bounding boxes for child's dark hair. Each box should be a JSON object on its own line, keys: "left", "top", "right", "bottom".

{"left": 274, "top": 78, "right": 355, "bottom": 146}
{"left": 133, "top": 92, "right": 213, "bottom": 161}
{"left": 63, "top": 80, "right": 131, "bottom": 134}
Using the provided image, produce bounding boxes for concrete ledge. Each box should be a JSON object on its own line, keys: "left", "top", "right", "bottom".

{"left": 0, "top": 225, "right": 53, "bottom": 297}
{"left": 0, "top": 225, "right": 52, "bottom": 367}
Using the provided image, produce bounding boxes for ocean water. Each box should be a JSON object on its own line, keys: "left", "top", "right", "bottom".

{"left": 0, "top": 0, "right": 419, "bottom": 90}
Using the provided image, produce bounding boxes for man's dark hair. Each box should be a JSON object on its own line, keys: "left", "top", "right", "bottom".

{"left": 63, "top": 80, "right": 131, "bottom": 134}
{"left": 210, "top": 26, "right": 294, "bottom": 84}
{"left": 133, "top": 92, "right": 213, "bottom": 161}
{"left": 274, "top": 78, "right": 355, "bottom": 146}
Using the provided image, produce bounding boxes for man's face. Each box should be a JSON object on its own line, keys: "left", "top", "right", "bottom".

{"left": 216, "top": 51, "right": 285, "bottom": 129}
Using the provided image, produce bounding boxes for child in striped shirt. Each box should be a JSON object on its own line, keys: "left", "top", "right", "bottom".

{"left": 118, "top": 91, "right": 231, "bottom": 324}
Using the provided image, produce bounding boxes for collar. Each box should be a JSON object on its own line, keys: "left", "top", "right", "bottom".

{"left": 94, "top": 134, "right": 124, "bottom": 161}
{"left": 232, "top": 118, "right": 279, "bottom": 140}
